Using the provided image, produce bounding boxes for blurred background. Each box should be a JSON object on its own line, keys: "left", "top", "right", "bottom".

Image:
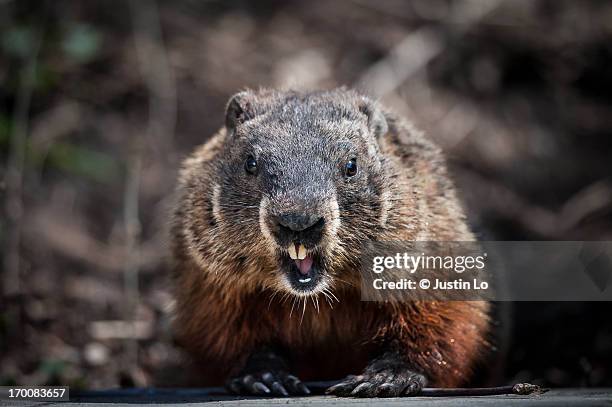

{"left": 1, "top": 0, "right": 611, "bottom": 389}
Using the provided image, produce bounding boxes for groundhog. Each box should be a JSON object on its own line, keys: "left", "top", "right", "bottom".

{"left": 171, "top": 88, "right": 490, "bottom": 397}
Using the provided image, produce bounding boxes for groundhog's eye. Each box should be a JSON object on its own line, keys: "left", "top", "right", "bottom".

{"left": 344, "top": 158, "right": 358, "bottom": 177}
{"left": 245, "top": 156, "right": 258, "bottom": 175}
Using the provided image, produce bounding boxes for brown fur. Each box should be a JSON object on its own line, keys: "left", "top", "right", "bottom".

{"left": 171, "top": 88, "right": 490, "bottom": 387}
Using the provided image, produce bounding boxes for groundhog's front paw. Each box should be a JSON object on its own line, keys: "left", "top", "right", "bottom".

{"left": 325, "top": 355, "right": 426, "bottom": 398}
{"left": 226, "top": 348, "right": 311, "bottom": 397}
{"left": 227, "top": 371, "right": 311, "bottom": 397}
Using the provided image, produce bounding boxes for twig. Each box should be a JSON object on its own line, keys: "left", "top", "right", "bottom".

{"left": 457, "top": 169, "right": 612, "bottom": 238}
{"left": 419, "top": 383, "right": 547, "bottom": 396}
{"left": 3, "top": 25, "right": 44, "bottom": 296}
{"left": 122, "top": 150, "right": 142, "bottom": 367}
{"left": 116, "top": 0, "right": 178, "bottom": 374}
{"left": 129, "top": 0, "right": 177, "bottom": 160}
{"left": 25, "top": 213, "right": 165, "bottom": 272}
{"left": 356, "top": 0, "right": 503, "bottom": 98}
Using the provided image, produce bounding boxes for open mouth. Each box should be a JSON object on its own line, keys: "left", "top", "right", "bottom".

{"left": 281, "top": 243, "right": 322, "bottom": 292}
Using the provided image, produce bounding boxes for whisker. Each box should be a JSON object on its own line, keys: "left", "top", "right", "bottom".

{"left": 321, "top": 290, "right": 334, "bottom": 309}
{"left": 289, "top": 296, "right": 297, "bottom": 319}
{"left": 267, "top": 290, "right": 279, "bottom": 310}
{"left": 300, "top": 297, "right": 307, "bottom": 325}
{"left": 311, "top": 295, "right": 320, "bottom": 314}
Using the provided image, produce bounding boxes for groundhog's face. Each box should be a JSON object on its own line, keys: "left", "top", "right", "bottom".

{"left": 214, "top": 89, "right": 391, "bottom": 296}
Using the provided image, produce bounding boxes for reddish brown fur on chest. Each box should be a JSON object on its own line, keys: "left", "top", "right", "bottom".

{"left": 174, "top": 263, "right": 488, "bottom": 387}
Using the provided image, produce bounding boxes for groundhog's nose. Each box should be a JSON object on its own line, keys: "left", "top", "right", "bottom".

{"left": 277, "top": 213, "right": 323, "bottom": 232}
{"left": 273, "top": 212, "right": 326, "bottom": 244}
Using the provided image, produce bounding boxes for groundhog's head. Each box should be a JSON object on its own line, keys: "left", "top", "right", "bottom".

{"left": 204, "top": 89, "right": 394, "bottom": 296}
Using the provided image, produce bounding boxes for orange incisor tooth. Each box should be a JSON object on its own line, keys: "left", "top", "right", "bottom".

{"left": 297, "top": 244, "right": 307, "bottom": 260}
{"left": 288, "top": 244, "right": 298, "bottom": 260}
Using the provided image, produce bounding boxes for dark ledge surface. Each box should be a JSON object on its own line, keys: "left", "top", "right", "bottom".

{"left": 2, "top": 388, "right": 611, "bottom": 407}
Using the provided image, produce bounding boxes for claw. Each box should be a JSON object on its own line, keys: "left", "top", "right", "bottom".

{"left": 271, "top": 381, "right": 289, "bottom": 396}
{"left": 297, "top": 382, "right": 311, "bottom": 395}
{"left": 251, "top": 381, "right": 271, "bottom": 395}
{"left": 285, "top": 374, "right": 310, "bottom": 395}
{"left": 326, "top": 381, "right": 355, "bottom": 396}
{"left": 404, "top": 376, "right": 425, "bottom": 395}
{"left": 378, "top": 382, "right": 402, "bottom": 397}
{"left": 241, "top": 374, "right": 255, "bottom": 387}
{"left": 351, "top": 382, "right": 375, "bottom": 397}
{"left": 258, "top": 371, "right": 289, "bottom": 396}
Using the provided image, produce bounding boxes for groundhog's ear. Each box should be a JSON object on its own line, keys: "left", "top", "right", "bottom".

{"left": 225, "top": 91, "right": 257, "bottom": 132}
{"left": 358, "top": 98, "right": 388, "bottom": 139}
